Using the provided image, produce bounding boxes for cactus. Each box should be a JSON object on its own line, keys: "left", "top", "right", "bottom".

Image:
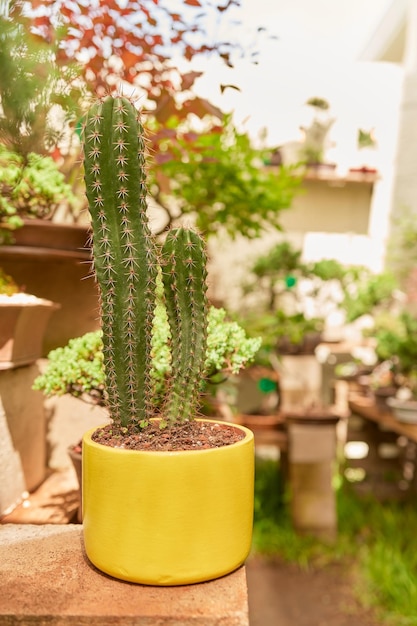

{"left": 83, "top": 94, "right": 210, "bottom": 429}
{"left": 161, "top": 228, "right": 209, "bottom": 423}
{"left": 83, "top": 95, "right": 159, "bottom": 428}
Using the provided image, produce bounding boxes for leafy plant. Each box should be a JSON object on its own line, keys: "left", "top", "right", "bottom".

{"left": 21, "top": 0, "right": 264, "bottom": 149}
{"left": 300, "top": 96, "right": 334, "bottom": 165}
{"left": 15, "top": 1, "right": 300, "bottom": 239}
{"left": 342, "top": 269, "right": 398, "bottom": 323}
{"left": 0, "top": 145, "right": 78, "bottom": 240}
{"left": 0, "top": 11, "right": 82, "bottom": 156}
{"left": 306, "top": 97, "right": 330, "bottom": 111}
{"left": 370, "top": 311, "right": 417, "bottom": 394}
{"left": 152, "top": 116, "right": 302, "bottom": 238}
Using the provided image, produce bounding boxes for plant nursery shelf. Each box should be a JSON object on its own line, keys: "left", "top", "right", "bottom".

{"left": 0, "top": 245, "right": 90, "bottom": 261}
{"left": 348, "top": 394, "right": 417, "bottom": 443}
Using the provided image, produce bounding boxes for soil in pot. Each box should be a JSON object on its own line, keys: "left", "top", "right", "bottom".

{"left": 91, "top": 420, "right": 245, "bottom": 451}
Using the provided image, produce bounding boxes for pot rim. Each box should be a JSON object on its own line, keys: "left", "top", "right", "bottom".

{"left": 83, "top": 418, "right": 254, "bottom": 457}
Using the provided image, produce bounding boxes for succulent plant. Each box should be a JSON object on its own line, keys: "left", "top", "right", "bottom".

{"left": 32, "top": 306, "right": 262, "bottom": 408}
{"left": 82, "top": 94, "right": 228, "bottom": 431}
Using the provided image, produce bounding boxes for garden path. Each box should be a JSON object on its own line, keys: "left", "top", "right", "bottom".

{"left": 246, "top": 555, "right": 381, "bottom": 626}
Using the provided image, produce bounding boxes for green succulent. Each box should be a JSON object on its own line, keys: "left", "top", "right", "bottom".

{"left": 33, "top": 305, "right": 261, "bottom": 410}
{"left": 0, "top": 146, "right": 78, "bottom": 242}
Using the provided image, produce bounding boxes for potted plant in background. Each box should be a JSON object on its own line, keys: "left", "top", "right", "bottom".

{"left": 68, "top": 93, "right": 257, "bottom": 586}
{"left": 369, "top": 311, "right": 417, "bottom": 422}
{"left": 0, "top": 11, "right": 97, "bottom": 352}
{"left": 299, "top": 97, "right": 336, "bottom": 171}
{"left": 0, "top": 266, "right": 59, "bottom": 369}
{"left": 0, "top": 145, "right": 79, "bottom": 243}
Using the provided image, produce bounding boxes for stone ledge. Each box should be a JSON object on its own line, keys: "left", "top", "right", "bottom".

{"left": 0, "top": 524, "right": 249, "bottom": 626}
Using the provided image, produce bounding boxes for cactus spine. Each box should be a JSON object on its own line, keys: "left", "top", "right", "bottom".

{"left": 161, "top": 228, "right": 209, "bottom": 422}
{"left": 83, "top": 94, "right": 210, "bottom": 429}
{"left": 83, "top": 95, "right": 158, "bottom": 428}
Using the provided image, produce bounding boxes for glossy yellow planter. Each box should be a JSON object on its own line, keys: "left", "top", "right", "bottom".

{"left": 82, "top": 420, "right": 254, "bottom": 586}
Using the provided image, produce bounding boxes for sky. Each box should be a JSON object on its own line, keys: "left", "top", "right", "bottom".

{"left": 191, "top": 0, "right": 403, "bottom": 174}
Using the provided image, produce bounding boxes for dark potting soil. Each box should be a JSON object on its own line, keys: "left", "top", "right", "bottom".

{"left": 91, "top": 420, "right": 245, "bottom": 451}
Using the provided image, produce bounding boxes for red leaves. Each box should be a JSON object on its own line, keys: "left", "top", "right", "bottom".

{"left": 121, "top": 49, "right": 140, "bottom": 68}
{"left": 21, "top": 0, "right": 246, "bottom": 146}
{"left": 183, "top": 97, "right": 223, "bottom": 121}
{"left": 181, "top": 71, "right": 203, "bottom": 91}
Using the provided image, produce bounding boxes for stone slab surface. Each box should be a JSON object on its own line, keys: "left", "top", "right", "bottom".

{"left": 0, "top": 524, "right": 249, "bottom": 625}
{"left": 1, "top": 469, "right": 79, "bottom": 525}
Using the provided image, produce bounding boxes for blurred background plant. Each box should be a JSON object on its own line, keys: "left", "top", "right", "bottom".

{"left": 0, "top": 146, "right": 77, "bottom": 241}
{"left": 236, "top": 239, "right": 400, "bottom": 363}
{"left": 0, "top": 266, "right": 18, "bottom": 294}
{"left": 0, "top": 0, "right": 301, "bottom": 240}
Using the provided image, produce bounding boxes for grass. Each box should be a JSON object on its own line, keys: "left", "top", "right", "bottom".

{"left": 252, "top": 456, "right": 417, "bottom": 625}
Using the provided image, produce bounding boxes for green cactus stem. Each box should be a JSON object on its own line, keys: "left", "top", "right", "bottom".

{"left": 83, "top": 95, "right": 158, "bottom": 428}
{"left": 161, "top": 227, "right": 209, "bottom": 423}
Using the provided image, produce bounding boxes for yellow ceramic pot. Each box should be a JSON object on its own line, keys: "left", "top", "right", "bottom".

{"left": 82, "top": 420, "right": 254, "bottom": 586}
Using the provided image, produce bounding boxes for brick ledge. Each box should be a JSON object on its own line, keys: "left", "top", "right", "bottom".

{"left": 0, "top": 524, "right": 249, "bottom": 625}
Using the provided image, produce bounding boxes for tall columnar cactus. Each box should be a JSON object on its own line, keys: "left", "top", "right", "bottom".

{"left": 161, "top": 228, "right": 209, "bottom": 422}
{"left": 83, "top": 94, "right": 210, "bottom": 429}
{"left": 83, "top": 95, "right": 158, "bottom": 428}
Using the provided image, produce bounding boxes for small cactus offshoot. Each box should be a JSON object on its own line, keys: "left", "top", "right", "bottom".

{"left": 161, "top": 227, "right": 209, "bottom": 423}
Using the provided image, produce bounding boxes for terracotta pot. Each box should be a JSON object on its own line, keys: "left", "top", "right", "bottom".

{"left": 0, "top": 220, "right": 100, "bottom": 353}
{"left": 277, "top": 332, "right": 322, "bottom": 355}
{"left": 9, "top": 219, "right": 91, "bottom": 256}
{"left": 0, "top": 297, "right": 59, "bottom": 369}
{"left": 67, "top": 445, "right": 82, "bottom": 523}
{"left": 82, "top": 420, "right": 254, "bottom": 586}
{"left": 234, "top": 413, "right": 283, "bottom": 430}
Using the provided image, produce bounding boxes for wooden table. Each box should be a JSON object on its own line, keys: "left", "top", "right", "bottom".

{"left": 347, "top": 393, "right": 417, "bottom": 499}
{"left": 348, "top": 393, "right": 417, "bottom": 443}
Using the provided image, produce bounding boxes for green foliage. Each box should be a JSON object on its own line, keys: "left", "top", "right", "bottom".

{"left": 241, "top": 241, "right": 309, "bottom": 313}
{"left": 371, "top": 311, "right": 417, "bottom": 392}
{"left": 358, "top": 129, "right": 376, "bottom": 150}
{"left": 151, "top": 115, "right": 302, "bottom": 239}
{"left": 0, "top": 10, "right": 82, "bottom": 156}
{"left": 0, "top": 267, "right": 18, "bottom": 295}
{"left": 386, "top": 206, "right": 417, "bottom": 286}
{"left": 343, "top": 270, "right": 398, "bottom": 323}
{"left": 0, "top": 146, "right": 77, "bottom": 240}
{"left": 33, "top": 306, "right": 262, "bottom": 409}
{"left": 241, "top": 311, "right": 323, "bottom": 361}
{"left": 206, "top": 308, "right": 262, "bottom": 375}
{"left": 251, "top": 241, "right": 304, "bottom": 279}
{"left": 33, "top": 331, "right": 105, "bottom": 401}
{"left": 238, "top": 240, "right": 399, "bottom": 359}
{"left": 306, "top": 97, "right": 330, "bottom": 111}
